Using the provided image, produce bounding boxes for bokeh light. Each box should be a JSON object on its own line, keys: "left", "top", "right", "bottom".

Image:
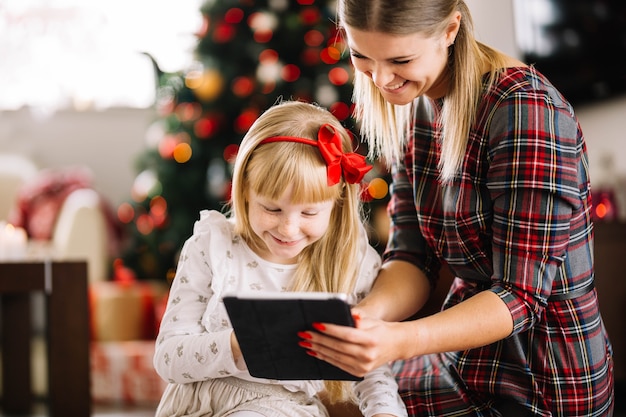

{"left": 328, "top": 67, "right": 349, "bottom": 85}
{"left": 224, "top": 8, "right": 244, "bottom": 24}
{"left": 117, "top": 202, "right": 135, "bottom": 224}
{"left": 223, "top": 144, "right": 240, "bottom": 163}
{"left": 367, "top": 177, "right": 389, "bottom": 200}
{"left": 304, "top": 30, "right": 324, "bottom": 47}
{"left": 173, "top": 142, "right": 192, "bottom": 163}
{"left": 232, "top": 76, "right": 255, "bottom": 97}
{"left": 281, "top": 64, "right": 301, "bottom": 82}
{"left": 194, "top": 115, "right": 220, "bottom": 138}
{"left": 158, "top": 135, "right": 178, "bottom": 159}
{"left": 131, "top": 170, "right": 161, "bottom": 202}
{"left": 185, "top": 69, "right": 224, "bottom": 102}
{"left": 136, "top": 213, "right": 155, "bottom": 235}
{"left": 330, "top": 101, "right": 350, "bottom": 120}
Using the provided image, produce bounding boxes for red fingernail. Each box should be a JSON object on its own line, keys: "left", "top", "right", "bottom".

{"left": 352, "top": 313, "right": 361, "bottom": 321}
{"left": 299, "top": 341, "right": 312, "bottom": 348}
{"left": 306, "top": 350, "right": 317, "bottom": 357}
{"left": 312, "top": 322, "right": 326, "bottom": 331}
{"left": 297, "top": 331, "right": 312, "bottom": 339}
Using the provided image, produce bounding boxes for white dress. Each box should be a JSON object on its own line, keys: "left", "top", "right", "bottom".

{"left": 153, "top": 210, "right": 407, "bottom": 417}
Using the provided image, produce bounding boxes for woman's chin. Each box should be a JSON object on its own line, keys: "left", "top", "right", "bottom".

{"left": 383, "top": 94, "right": 416, "bottom": 106}
{"left": 381, "top": 86, "right": 418, "bottom": 105}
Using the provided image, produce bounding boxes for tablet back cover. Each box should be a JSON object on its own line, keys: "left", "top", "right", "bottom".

{"left": 223, "top": 294, "right": 362, "bottom": 381}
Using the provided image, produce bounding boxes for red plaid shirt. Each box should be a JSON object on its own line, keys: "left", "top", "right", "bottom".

{"left": 386, "top": 67, "right": 614, "bottom": 416}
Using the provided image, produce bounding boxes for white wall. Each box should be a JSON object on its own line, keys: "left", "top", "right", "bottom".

{"left": 0, "top": 107, "right": 154, "bottom": 207}
{"left": 466, "top": 0, "right": 519, "bottom": 58}
{"left": 1, "top": 0, "right": 625, "bottom": 215}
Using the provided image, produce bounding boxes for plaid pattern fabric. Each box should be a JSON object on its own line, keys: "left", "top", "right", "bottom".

{"left": 385, "top": 67, "right": 614, "bottom": 416}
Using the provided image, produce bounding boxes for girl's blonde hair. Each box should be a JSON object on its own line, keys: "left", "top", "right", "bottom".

{"left": 337, "top": 0, "right": 508, "bottom": 182}
{"left": 229, "top": 100, "right": 365, "bottom": 403}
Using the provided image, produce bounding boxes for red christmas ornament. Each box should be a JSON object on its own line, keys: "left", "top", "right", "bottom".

{"left": 330, "top": 101, "right": 350, "bottom": 121}
{"left": 592, "top": 189, "right": 618, "bottom": 221}
{"left": 304, "top": 30, "right": 324, "bottom": 47}
{"left": 254, "top": 29, "right": 273, "bottom": 43}
{"left": 223, "top": 144, "right": 240, "bottom": 163}
{"left": 158, "top": 136, "right": 178, "bottom": 159}
{"left": 259, "top": 49, "right": 279, "bottom": 63}
{"left": 213, "top": 22, "right": 236, "bottom": 43}
{"left": 136, "top": 213, "right": 155, "bottom": 236}
{"left": 299, "top": 8, "right": 320, "bottom": 25}
{"left": 281, "top": 64, "right": 301, "bottom": 82}
{"left": 224, "top": 8, "right": 244, "bottom": 24}
{"left": 235, "top": 109, "right": 259, "bottom": 134}
{"left": 117, "top": 202, "right": 135, "bottom": 224}
{"left": 321, "top": 47, "right": 341, "bottom": 64}
{"left": 194, "top": 116, "right": 219, "bottom": 139}
{"left": 262, "top": 82, "right": 276, "bottom": 94}
{"left": 150, "top": 196, "right": 167, "bottom": 217}
{"left": 328, "top": 67, "right": 350, "bottom": 86}
{"left": 232, "top": 76, "right": 255, "bottom": 97}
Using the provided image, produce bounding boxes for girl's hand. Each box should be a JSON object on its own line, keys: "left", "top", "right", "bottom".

{"left": 230, "top": 331, "right": 247, "bottom": 370}
{"left": 299, "top": 315, "right": 411, "bottom": 377}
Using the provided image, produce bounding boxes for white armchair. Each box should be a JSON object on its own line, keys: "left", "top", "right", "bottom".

{"left": 52, "top": 188, "right": 110, "bottom": 283}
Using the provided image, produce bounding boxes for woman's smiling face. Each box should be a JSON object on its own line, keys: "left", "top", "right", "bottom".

{"left": 343, "top": 18, "right": 459, "bottom": 102}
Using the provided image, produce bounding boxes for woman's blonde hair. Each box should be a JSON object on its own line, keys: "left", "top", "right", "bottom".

{"left": 229, "top": 100, "right": 366, "bottom": 403}
{"left": 337, "top": 0, "right": 508, "bottom": 182}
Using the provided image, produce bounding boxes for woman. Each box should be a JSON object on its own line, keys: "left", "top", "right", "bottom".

{"left": 298, "top": 1, "right": 615, "bottom": 415}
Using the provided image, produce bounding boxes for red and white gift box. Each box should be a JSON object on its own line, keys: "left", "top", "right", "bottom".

{"left": 91, "top": 340, "right": 167, "bottom": 405}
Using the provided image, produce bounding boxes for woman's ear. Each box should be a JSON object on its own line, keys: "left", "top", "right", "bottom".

{"left": 445, "top": 11, "right": 462, "bottom": 46}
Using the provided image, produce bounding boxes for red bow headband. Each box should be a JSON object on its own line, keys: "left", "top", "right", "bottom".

{"left": 258, "top": 124, "right": 372, "bottom": 186}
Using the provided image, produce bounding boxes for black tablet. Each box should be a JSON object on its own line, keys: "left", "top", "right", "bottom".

{"left": 223, "top": 291, "right": 362, "bottom": 381}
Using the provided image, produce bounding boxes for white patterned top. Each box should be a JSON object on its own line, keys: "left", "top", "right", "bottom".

{"left": 153, "top": 210, "right": 407, "bottom": 417}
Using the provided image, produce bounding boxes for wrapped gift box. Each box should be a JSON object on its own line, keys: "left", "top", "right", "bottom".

{"left": 91, "top": 340, "right": 167, "bottom": 405}
{"left": 90, "top": 280, "right": 169, "bottom": 341}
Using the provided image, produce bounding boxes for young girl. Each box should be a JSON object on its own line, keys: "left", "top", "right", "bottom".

{"left": 153, "top": 100, "right": 407, "bottom": 417}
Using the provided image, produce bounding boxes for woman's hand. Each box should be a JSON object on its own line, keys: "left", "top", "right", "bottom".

{"left": 299, "top": 314, "right": 413, "bottom": 377}
{"left": 300, "top": 291, "right": 514, "bottom": 376}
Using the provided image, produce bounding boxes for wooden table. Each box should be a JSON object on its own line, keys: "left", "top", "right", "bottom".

{"left": 0, "top": 260, "right": 91, "bottom": 416}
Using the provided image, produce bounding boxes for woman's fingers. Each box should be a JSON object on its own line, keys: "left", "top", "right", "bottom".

{"left": 298, "top": 318, "right": 401, "bottom": 376}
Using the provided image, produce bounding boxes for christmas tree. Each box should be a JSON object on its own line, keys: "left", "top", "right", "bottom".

{"left": 117, "top": 0, "right": 390, "bottom": 281}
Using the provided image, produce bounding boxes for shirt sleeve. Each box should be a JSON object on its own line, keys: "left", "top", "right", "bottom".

{"left": 153, "top": 211, "right": 246, "bottom": 383}
{"left": 354, "top": 363, "right": 408, "bottom": 417}
{"left": 486, "top": 86, "right": 585, "bottom": 333}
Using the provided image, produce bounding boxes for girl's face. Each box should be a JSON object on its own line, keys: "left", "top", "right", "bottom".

{"left": 344, "top": 25, "right": 456, "bottom": 103}
{"left": 247, "top": 186, "right": 334, "bottom": 264}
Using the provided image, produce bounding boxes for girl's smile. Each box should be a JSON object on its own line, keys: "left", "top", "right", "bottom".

{"left": 247, "top": 187, "right": 334, "bottom": 264}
